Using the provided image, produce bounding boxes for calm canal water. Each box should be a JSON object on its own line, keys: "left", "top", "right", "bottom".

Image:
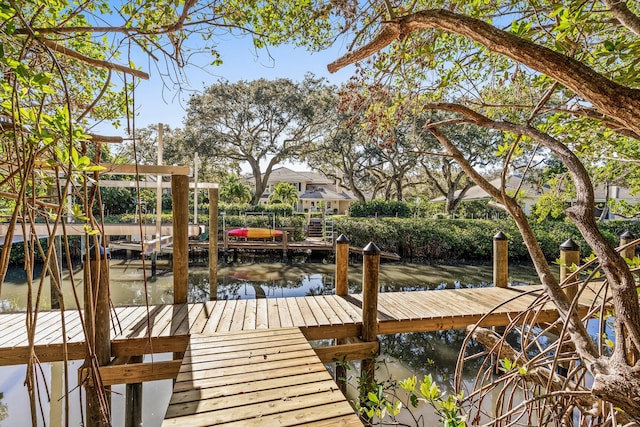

{"left": 0, "top": 258, "right": 540, "bottom": 426}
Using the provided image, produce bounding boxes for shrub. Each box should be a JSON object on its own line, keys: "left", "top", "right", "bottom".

{"left": 333, "top": 217, "right": 640, "bottom": 262}
{"left": 348, "top": 199, "right": 412, "bottom": 217}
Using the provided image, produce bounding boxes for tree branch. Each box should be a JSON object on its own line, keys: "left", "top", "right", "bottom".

{"left": 38, "top": 38, "right": 149, "bottom": 79}
{"left": 327, "top": 9, "right": 640, "bottom": 136}
{"left": 603, "top": 0, "right": 640, "bottom": 36}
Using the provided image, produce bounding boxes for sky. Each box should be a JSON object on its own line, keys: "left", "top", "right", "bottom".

{"left": 95, "top": 34, "right": 356, "bottom": 137}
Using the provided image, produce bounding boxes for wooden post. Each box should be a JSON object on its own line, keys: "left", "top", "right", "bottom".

{"left": 50, "top": 361, "right": 63, "bottom": 426}
{"left": 620, "top": 231, "right": 638, "bottom": 365}
{"left": 558, "top": 238, "right": 580, "bottom": 377}
{"left": 49, "top": 235, "right": 62, "bottom": 309}
{"left": 360, "top": 242, "right": 380, "bottom": 410}
{"left": 335, "top": 234, "right": 349, "bottom": 296}
{"left": 559, "top": 238, "right": 580, "bottom": 302}
{"left": 151, "top": 252, "right": 157, "bottom": 278}
{"left": 125, "top": 356, "right": 143, "bottom": 427}
{"left": 85, "top": 248, "right": 111, "bottom": 426}
{"left": 492, "top": 231, "right": 508, "bottom": 373}
{"left": 620, "top": 230, "right": 636, "bottom": 260}
{"left": 209, "top": 187, "right": 218, "bottom": 300}
{"left": 282, "top": 230, "right": 288, "bottom": 260}
{"left": 493, "top": 231, "right": 508, "bottom": 288}
{"left": 156, "top": 123, "right": 163, "bottom": 253}
{"left": 334, "top": 234, "right": 350, "bottom": 393}
{"left": 172, "top": 174, "right": 189, "bottom": 304}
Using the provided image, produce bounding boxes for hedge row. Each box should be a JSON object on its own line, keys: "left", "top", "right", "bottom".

{"left": 333, "top": 217, "right": 640, "bottom": 262}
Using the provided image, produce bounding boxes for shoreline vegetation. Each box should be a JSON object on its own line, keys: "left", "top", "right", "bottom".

{"left": 5, "top": 215, "right": 638, "bottom": 265}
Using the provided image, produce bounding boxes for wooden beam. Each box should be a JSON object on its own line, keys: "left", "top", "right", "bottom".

{"left": 111, "top": 336, "right": 189, "bottom": 357}
{"left": 314, "top": 341, "right": 379, "bottom": 363}
{"left": 99, "top": 163, "right": 190, "bottom": 176}
{"left": 79, "top": 360, "right": 182, "bottom": 386}
{"left": 0, "top": 343, "right": 87, "bottom": 366}
{"left": 0, "top": 223, "right": 201, "bottom": 237}
{"left": 299, "top": 324, "right": 361, "bottom": 341}
{"left": 92, "top": 180, "right": 219, "bottom": 189}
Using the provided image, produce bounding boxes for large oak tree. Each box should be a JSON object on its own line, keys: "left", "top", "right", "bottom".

{"left": 184, "top": 76, "right": 336, "bottom": 204}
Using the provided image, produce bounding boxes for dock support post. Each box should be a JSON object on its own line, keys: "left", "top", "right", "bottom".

{"left": 282, "top": 230, "right": 288, "bottom": 261}
{"left": 558, "top": 238, "right": 580, "bottom": 377}
{"left": 334, "top": 234, "right": 350, "bottom": 393}
{"left": 335, "top": 234, "right": 349, "bottom": 297}
{"left": 360, "top": 242, "right": 380, "bottom": 412}
{"left": 209, "top": 187, "right": 218, "bottom": 300}
{"left": 151, "top": 252, "right": 157, "bottom": 278}
{"left": 125, "top": 356, "right": 143, "bottom": 427}
{"left": 492, "top": 232, "right": 508, "bottom": 374}
{"left": 172, "top": 174, "right": 189, "bottom": 304}
{"left": 493, "top": 231, "right": 508, "bottom": 288}
{"left": 85, "top": 249, "right": 111, "bottom": 426}
{"left": 620, "top": 231, "right": 636, "bottom": 260}
{"left": 49, "top": 235, "right": 62, "bottom": 309}
{"left": 559, "top": 238, "right": 580, "bottom": 301}
{"left": 620, "top": 231, "right": 637, "bottom": 365}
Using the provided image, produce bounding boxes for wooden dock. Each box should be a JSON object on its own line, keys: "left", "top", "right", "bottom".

{"left": 0, "top": 285, "right": 598, "bottom": 425}
{"left": 0, "top": 286, "right": 587, "bottom": 366}
{"left": 163, "top": 329, "right": 361, "bottom": 426}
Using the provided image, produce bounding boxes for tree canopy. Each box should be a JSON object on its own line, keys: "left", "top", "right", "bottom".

{"left": 183, "top": 76, "right": 337, "bottom": 204}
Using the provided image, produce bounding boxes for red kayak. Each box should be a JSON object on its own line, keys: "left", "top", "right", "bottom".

{"left": 227, "top": 228, "right": 283, "bottom": 238}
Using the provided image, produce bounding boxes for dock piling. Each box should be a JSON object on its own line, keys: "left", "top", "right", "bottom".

{"left": 209, "top": 187, "right": 218, "bottom": 300}
{"left": 620, "top": 231, "right": 636, "bottom": 260}
{"left": 493, "top": 231, "right": 508, "bottom": 288}
{"left": 334, "top": 234, "right": 350, "bottom": 393}
{"left": 360, "top": 241, "right": 380, "bottom": 409}
{"left": 335, "top": 234, "right": 349, "bottom": 296}
{"left": 492, "top": 232, "right": 508, "bottom": 373}
{"left": 620, "top": 231, "right": 638, "bottom": 365}
{"left": 282, "top": 230, "right": 288, "bottom": 260}
{"left": 559, "top": 238, "right": 580, "bottom": 302}
{"left": 85, "top": 249, "right": 111, "bottom": 426}
{"left": 172, "top": 174, "right": 189, "bottom": 304}
{"left": 125, "top": 355, "right": 143, "bottom": 427}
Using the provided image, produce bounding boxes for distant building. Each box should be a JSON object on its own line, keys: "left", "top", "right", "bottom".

{"left": 254, "top": 167, "right": 356, "bottom": 214}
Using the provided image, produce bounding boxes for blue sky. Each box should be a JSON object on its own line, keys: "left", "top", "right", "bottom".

{"left": 98, "top": 35, "right": 355, "bottom": 136}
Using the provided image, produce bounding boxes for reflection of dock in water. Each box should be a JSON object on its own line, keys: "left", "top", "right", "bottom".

{"left": 188, "top": 236, "right": 401, "bottom": 261}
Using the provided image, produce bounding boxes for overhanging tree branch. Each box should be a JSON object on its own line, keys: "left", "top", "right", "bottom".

{"left": 328, "top": 9, "right": 640, "bottom": 137}
{"left": 38, "top": 38, "right": 149, "bottom": 79}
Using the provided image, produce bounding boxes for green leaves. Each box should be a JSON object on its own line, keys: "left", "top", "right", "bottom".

{"left": 400, "top": 374, "right": 467, "bottom": 427}
{"left": 500, "top": 358, "right": 530, "bottom": 376}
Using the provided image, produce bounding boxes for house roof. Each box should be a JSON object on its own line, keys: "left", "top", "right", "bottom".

{"left": 299, "top": 186, "right": 356, "bottom": 201}
{"left": 261, "top": 167, "right": 333, "bottom": 185}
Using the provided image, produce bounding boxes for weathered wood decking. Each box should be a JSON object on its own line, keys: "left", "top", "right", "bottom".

{"left": 0, "top": 285, "right": 601, "bottom": 426}
{"left": 0, "top": 285, "right": 597, "bottom": 366}
{"left": 162, "top": 329, "right": 362, "bottom": 426}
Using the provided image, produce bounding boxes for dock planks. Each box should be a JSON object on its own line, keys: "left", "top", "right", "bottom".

{"left": 162, "top": 329, "right": 361, "bottom": 426}
{"left": 0, "top": 285, "right": 593, "bottom": 366}
{"left": 0, "top": 284, "right": 605, "bottom": 425}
